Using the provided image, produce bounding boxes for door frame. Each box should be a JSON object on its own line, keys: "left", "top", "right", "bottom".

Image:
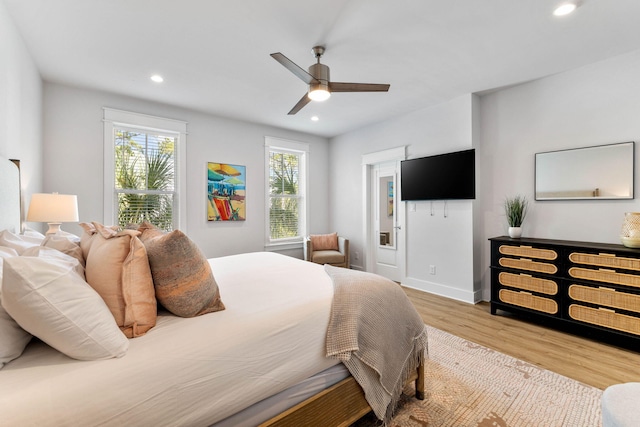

{"left": 361, "top": 146, "right": 406, "bottom": 275}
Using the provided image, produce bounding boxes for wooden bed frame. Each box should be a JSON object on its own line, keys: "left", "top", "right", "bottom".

{"left": 0, "top": 156, "right": 425, "bottom": 427}
{"left": 261, "top": 364, "right": 425, "bottom": 427}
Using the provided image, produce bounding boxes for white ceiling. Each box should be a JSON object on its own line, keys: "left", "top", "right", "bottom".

{"left": 5, "top": 0, "right": 640, "bottom": 138}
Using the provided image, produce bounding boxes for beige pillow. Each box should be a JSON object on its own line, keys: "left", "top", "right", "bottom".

{"left": 139, "top": 222, "right": 225, "bottom": 317}
{"left": 79, "top": 222, "right": 119, "bottom": 261}
{"left": 310, "top": 232, "right": 339, "bottom": 251}
{"left": 83, "top": 222, "right": 156, "bottom": 337}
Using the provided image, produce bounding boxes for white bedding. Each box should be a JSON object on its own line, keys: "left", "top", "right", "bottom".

{"left": 0, "top": 252, "right": 339, "bottom": 427}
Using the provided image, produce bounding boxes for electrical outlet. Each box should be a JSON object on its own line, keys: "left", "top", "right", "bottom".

{"left": 429, "top": 265, "right": 436, "bottom": 275}
{"left": 355, "top": 251, "right": 360, "bottom": 260}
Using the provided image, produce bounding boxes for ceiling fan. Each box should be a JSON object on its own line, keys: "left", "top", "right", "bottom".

{"left": 270, "top": 46, "right": 390, "bottom": 115}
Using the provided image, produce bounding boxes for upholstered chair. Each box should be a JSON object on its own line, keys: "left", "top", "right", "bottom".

{"left": 304, "top": 233, "right": 350, "bottom": 269}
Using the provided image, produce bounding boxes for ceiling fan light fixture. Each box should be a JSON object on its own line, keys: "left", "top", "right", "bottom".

{"left": 553, "top": 2, "right": 578, "bottom": 16}
{"left": 308, "top": 82, "right": 331, "bottom": 101}
{"left": 308, "top": 88, "right": 331, "bottom": 102}
{"left": 270, "top": 46, "right": 389, "bottom": 114}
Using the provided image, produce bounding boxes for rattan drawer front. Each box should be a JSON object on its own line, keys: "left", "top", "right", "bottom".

{"left": 498, "top": 289, "right": 558, "bottom": 314}
{"left": 498, "top": 272, "right": 558, "bottom": 295}
{"left": 569, "top": 252, "right": 640, "bottom": 272}
{"left": 568, "top": 284, "right": 640, "bottom": 314}
{"left": 568, "top": 267, "right": 640, "bottom": 289}
{"left": 499, "top": 245, "right": 558, "bottom": 261}
{"left": 568, "top": 304, "right": 640, "bottom": 336}
{"left": 498, "top": 258, "right": 558, "bottom": 275}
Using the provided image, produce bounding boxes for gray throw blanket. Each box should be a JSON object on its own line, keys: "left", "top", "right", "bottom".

{"left": 324, "top": 265, "right": 428, "bottom": 424}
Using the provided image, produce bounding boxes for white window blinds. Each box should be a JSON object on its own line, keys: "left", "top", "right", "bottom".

{"left": 265, "top": 137, "right": 309, "bottom": 244}
{"left": 114, "top": 128, "right": 176, "bottom": 230}
{"left": 103, "top": 108, "right": 187, "bottom": 232}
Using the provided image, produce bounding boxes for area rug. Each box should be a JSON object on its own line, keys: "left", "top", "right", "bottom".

{"left": 357, "top": 326, "right": 602, "bottom": 427}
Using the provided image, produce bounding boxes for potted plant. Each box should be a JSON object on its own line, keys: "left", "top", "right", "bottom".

{"left": 504, "top": 195, "right": 528, "bottom": 238}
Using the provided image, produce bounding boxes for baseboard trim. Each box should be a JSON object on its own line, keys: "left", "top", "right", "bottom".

{"left": 402, "top": 277, "right": 480, "bottom": 304}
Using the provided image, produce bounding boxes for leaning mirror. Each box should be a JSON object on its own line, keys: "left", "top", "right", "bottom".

{"left": 535, "top": 141, "right": 635, "bottom": 200}
{"left": 379, "top": 175, "right": 395, "bottom": 248}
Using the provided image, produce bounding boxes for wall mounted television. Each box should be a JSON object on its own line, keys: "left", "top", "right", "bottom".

{"left": 400, "top": 149, "right": 475, "bottom": 201}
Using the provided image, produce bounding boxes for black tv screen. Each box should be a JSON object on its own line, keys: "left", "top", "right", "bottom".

{"left": 400, "top": 149, "right": 475, "bottom": 201}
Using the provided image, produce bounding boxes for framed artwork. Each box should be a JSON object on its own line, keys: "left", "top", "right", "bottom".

{"left": 207, "top": 162, "right": 246, "bottom": 221}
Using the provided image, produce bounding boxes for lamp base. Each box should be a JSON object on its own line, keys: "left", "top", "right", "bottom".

{"left": 45, "top": 223, "right": 62, "bottom": 235}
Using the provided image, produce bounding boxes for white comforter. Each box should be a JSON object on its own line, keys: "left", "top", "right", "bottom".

{"left": 0, "top": 252, "right": 339, "bottom": 427}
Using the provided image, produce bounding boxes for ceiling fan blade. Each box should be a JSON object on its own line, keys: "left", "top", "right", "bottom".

{"left": 288, "top": 93, "right": 312, "bottom": 115}
{"left": 329, "top": 82, "right": 390, "bottom": 92}
{"left": 271, "top": 52, "right": 318, "bottom": 85}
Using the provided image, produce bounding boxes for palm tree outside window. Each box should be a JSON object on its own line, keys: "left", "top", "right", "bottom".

{"left": 114, "top": 129, "right": 176, "bottom": 231}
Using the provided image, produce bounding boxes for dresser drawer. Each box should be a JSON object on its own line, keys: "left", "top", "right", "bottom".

{"left": 499, "top": 257, "right": 558, "bottom": 275}
{"left": 568, "top": 284, "right": 640, "bottom": 314}
{"left": 498, "top": 289, "right": 558, "bottom": 315}
{"left": 569, "top": 251, "right": 640, "bottom": 272}
{"left": 498, "top": 272, "right": 558, "bottom": 295}
{"left": 568, "top": 304, "right": 640, "bottom": 336}
{"left": 568, "top": 267, "right": 640, "bottom": 289}
{"left": 499, "top": 244, "right": 558, "bottom": 261}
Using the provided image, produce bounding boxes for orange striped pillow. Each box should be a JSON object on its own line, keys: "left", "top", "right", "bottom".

{"left": 310, "top": 233, "right": 339, "bottom": 251}
{"left": 139, "top": 222, "right": 225, "bottom": 318}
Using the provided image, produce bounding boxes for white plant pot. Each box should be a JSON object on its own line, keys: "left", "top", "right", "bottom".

{"left": 508, "top": 227, "right": 522, "bottom": 238}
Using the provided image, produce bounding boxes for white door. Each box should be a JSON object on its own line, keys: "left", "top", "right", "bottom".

{"left": 370, "top": 161, "right": 403, "bottom": 282}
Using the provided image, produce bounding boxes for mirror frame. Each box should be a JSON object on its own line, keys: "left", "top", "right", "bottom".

{"left": 535, "top": 141, "right": 635, "bottom": 201}
{"left": 378, "top": 174, "right": 396, "bottom": 249}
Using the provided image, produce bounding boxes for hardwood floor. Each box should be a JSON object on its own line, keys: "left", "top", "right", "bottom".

{"left": 404, "top": 287, "right": 640, "bottom": 390}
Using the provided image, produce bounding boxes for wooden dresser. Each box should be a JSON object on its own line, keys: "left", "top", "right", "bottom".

{"left": 490, "top": 236, "right": 640, "bottom": 350}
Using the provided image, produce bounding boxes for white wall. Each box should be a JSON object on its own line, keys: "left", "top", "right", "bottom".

{"left": 478, "top": 48, "right": 640, "bottom": 300}
{"left": 42, "top": 83, "right": 330, "bottom": 259}
{"left": 329, "top": 94, "right": 481, "bottom": 303}
{"left": 330, "top": 48, "right": 640, "bottom": 305}
{"left": 0, "top": 1, "right": 43, "bottom": 203}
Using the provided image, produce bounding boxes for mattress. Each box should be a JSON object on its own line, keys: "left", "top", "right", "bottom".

{"left": 214, "top": 363, "right": 349, "bottom": 427}
{"left": 0, "top": 252, "right": 340, "bottom": 426}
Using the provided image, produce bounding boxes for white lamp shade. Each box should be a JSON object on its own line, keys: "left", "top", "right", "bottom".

{"left": 27, "top": 193, "right": 79, "bottom": 223}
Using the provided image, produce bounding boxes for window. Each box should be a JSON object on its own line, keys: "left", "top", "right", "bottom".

{"left": 103, "top": 108, "right": 187, "bottom": 231}
{"left": 265, "top": 137, "right": 309, "bottom": 246}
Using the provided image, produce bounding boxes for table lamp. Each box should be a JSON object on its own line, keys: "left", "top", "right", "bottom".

{"left": 26, "top": 193, "right": 79, "bottom": 235}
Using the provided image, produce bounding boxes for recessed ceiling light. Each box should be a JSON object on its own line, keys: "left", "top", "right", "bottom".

{"left": 553, "top": 2, "right": 577, "bottom": 16}
{"left": 311, "top": 116, "right": 319, "bottom": 122}
{"left": 150, "top": 74, "right": 164, "bottom": 83}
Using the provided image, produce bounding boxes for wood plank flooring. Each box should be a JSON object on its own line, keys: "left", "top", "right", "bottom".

{"left": 403, "top": 287, "right": 640, "bottom": 390}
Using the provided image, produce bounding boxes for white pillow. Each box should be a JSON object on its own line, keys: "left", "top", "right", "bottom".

{"left": 22, "top": 245, "right": 85, "bottom": 279}
{"left": 2, "top": 256, "right": 129, "bottom": 361}
{"left": 0, "top": 229, "right": 44, "bottom": 255}
{"left": 49, "top": 229, "right": 80, "bottom": 244}
{"left": 0, "top": 247, "right": 32, "bottom": 369}
{"left": 42, "top": 234, "right": 84, "bottom": 267}
{"left": 23, "top": 226, "right": 46, "bottom": 240}
{"left": 0, "top": 246, "right": 18, "bottom": 258}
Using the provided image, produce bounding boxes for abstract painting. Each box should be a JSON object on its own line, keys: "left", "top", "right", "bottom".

{"left": 207, "top": 162, "right": 246, "bottom": 221}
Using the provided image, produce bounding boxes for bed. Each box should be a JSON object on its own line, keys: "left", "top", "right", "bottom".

{"left": 0, "top": 156, "right": 427, "bottom": 426}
